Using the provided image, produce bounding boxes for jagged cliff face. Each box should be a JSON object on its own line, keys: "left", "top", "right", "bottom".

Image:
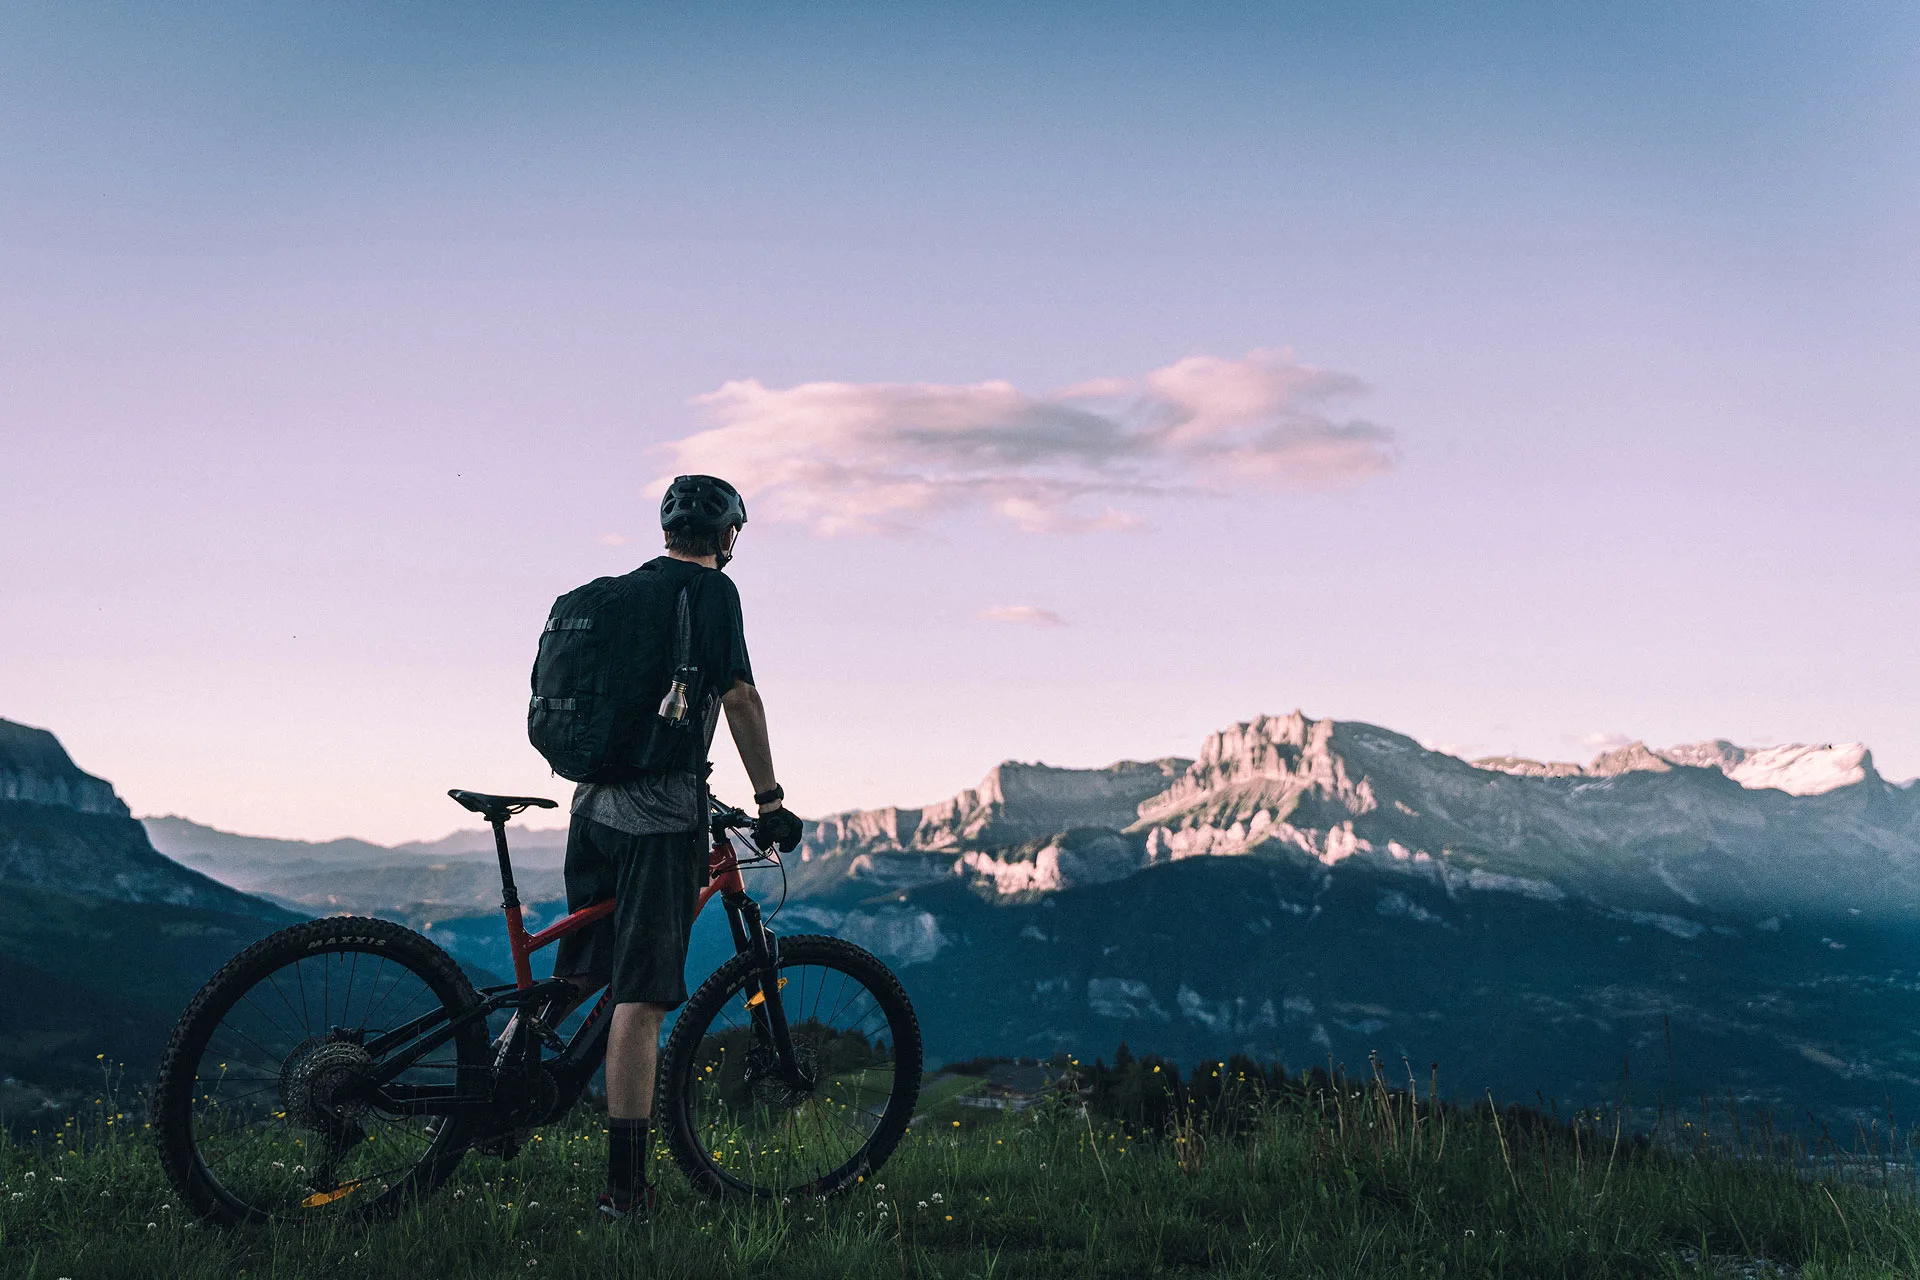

{"left": 1132, "top": 713, "right": 1384, "bottom": 863}
{"left": 801, "top": 759, "right": 1188, "bottom": 859}
{"left": 0, "top": 719, "right": 126, "bottom": 816}
{"left": 919, "top": 759, "right": 1190, "bottom": 847}
{"left": 0, "top": 717, "right": 282, "bottom": 917}
{"left": 790, "top": 759, "right": 1187, "bottom": 903}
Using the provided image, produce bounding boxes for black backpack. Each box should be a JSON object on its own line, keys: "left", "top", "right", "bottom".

{"left": 527, "top": 563, "right": 708, "bottom": 783}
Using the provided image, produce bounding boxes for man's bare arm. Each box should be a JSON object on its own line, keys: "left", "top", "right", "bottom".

{"left": 721, "top": 679, "right": 779, "bottom": 810}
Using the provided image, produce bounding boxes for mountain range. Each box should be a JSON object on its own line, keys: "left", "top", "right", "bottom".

{"left": 8, "top": 709, "right": 1920, "bottom": 1131}
{"left": 141, "top": 814, "right": 567, "bottom": 926}
{"left": 774, "top": 713, "right": 1920, "bottom": 1128}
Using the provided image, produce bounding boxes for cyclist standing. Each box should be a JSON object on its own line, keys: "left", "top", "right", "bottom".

{"left": 551, "top": 474, "right": 804, "bottom": 1221}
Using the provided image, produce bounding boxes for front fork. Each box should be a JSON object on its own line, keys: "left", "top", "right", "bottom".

{"left": 722, "top": 891, "right": 809, "bottom": 1088}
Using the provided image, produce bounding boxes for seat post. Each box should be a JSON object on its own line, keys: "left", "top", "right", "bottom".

{"left": 490, "top": 816, "right": 520, "bottom": 909}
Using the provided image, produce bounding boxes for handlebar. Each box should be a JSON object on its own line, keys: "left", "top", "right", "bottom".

{"left": 708, "top": 796, "right": 757, "bottom": 840}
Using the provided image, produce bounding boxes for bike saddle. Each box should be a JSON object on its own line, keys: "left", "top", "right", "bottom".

{"left": 447, "top": 790, "right": 558, "bottom": 822}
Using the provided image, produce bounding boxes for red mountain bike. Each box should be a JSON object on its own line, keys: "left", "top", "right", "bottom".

{"left": 151, "top": 790, "right": 922, "bottom": 1226}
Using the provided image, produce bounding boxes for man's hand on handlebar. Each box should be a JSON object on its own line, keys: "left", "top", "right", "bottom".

{"left": 752, "top": 806, "right": 804, "bottom": 853}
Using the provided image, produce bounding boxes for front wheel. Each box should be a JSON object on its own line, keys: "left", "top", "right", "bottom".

{"left": 151, "top": 916, "right": 490, "bottom": 1226}
{"left": 658, "top": 934, "right": 922, "bottom": 1198}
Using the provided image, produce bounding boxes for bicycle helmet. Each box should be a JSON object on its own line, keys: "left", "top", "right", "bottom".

{"left": 659, "top": 474, "right": 748, "bottom": 534}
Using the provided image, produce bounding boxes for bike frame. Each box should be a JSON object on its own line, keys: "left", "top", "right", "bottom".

{"left": 358, "top": 804, "right": 806, "bottom": 1122}
{"left": 497, "top": 814, "right": 760, "bottom": 990}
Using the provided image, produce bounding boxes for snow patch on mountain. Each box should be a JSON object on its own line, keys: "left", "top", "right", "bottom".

{"left": 1723, "top": 744, "right": 1875, "bottom": 796}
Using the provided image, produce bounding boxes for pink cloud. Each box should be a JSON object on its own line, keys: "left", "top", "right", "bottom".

{"left": 656, "top": 349, "right": 1393, "bottom": 535}
{"left": 977, "top": 605, "right": 1069, "bottom": 627}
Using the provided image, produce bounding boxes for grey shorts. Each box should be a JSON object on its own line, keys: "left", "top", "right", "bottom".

{"left": 551, "top": 814, "right": 706, "bottom": 1009}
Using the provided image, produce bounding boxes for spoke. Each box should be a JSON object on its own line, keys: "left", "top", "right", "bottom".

{"left": 235, "top": 990, "right": 304, "bottom": 1048}
{"left": 363, "top": 956, "right": 394, "bottom": 1026}
{"left": 820, "top": 970, "right": 861, "bottom": 1029}
{"left": 264, "top": 971, "right": 311, "bottom": 1038}
{"left": 208, "top": 1018, "right": 297, "bottom": 1071}
{"left": 380, "top": 983, "right": 434, "bottom": 1032}
{"left": 293, "top": 954, "right": 313, "bottom": 1032}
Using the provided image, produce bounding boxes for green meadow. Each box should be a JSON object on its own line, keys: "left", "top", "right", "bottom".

{"left": 3, "top": 1063, "right": 1918, "bottom": 1280}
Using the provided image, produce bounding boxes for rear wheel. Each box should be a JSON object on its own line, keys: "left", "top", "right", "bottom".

{"left": 152, "top": 916, "right": 489, "bottom": 1226}
{"left": 658, "top": 934, "right": 922, "bottom": 1198}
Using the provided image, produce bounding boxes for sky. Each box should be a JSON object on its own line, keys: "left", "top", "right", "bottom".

{"left": 3, "top": 2, "right": 1916, "bottom": 843}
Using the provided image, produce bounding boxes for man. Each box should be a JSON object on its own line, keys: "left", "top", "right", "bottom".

{"left": 550, "top": 473, "right": 803, "bottom": 1221}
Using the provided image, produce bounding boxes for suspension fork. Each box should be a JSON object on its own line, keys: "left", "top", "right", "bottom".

{"left": 722, "top": 890, "right": 808, "bottom": 1086}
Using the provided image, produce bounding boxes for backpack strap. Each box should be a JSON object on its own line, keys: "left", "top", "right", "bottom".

{"left": 672, "top": 584, "right": 694, "bottom": 673}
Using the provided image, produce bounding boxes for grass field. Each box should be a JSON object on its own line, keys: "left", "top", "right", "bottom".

{"left": 3, "top": 1070, "right": 1918, "bottom": 1279}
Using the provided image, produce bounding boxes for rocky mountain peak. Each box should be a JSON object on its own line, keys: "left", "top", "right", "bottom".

{"left": 0, "top": 718, "right": 284, "bottom": 918}
{"left": 1471, "top": 755, "right": 1584, "bottom": 778}
{"left": 0, "top": 718, "right": 127, "bottom": 816}
{"left": 1586, "top": 742, "right": 1676, "bottom": 777}
{"left": 1135, "top": 711, "right": 1377, "bottom": 828}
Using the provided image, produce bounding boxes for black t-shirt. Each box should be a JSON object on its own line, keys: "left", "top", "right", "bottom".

{"left": 570, "top": 556, "right": 754, "bottom": 835}
{"left": 642, "top": 556, "right": 754, "bottom": 749}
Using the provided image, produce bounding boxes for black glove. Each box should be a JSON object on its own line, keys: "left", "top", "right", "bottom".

{"left": 752, "top": 806, "right": 804, "bottom": 853}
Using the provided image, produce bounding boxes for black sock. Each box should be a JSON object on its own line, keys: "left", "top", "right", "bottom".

{"left": 607, "top": 1117, "right": 651, "bottom": 1201}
